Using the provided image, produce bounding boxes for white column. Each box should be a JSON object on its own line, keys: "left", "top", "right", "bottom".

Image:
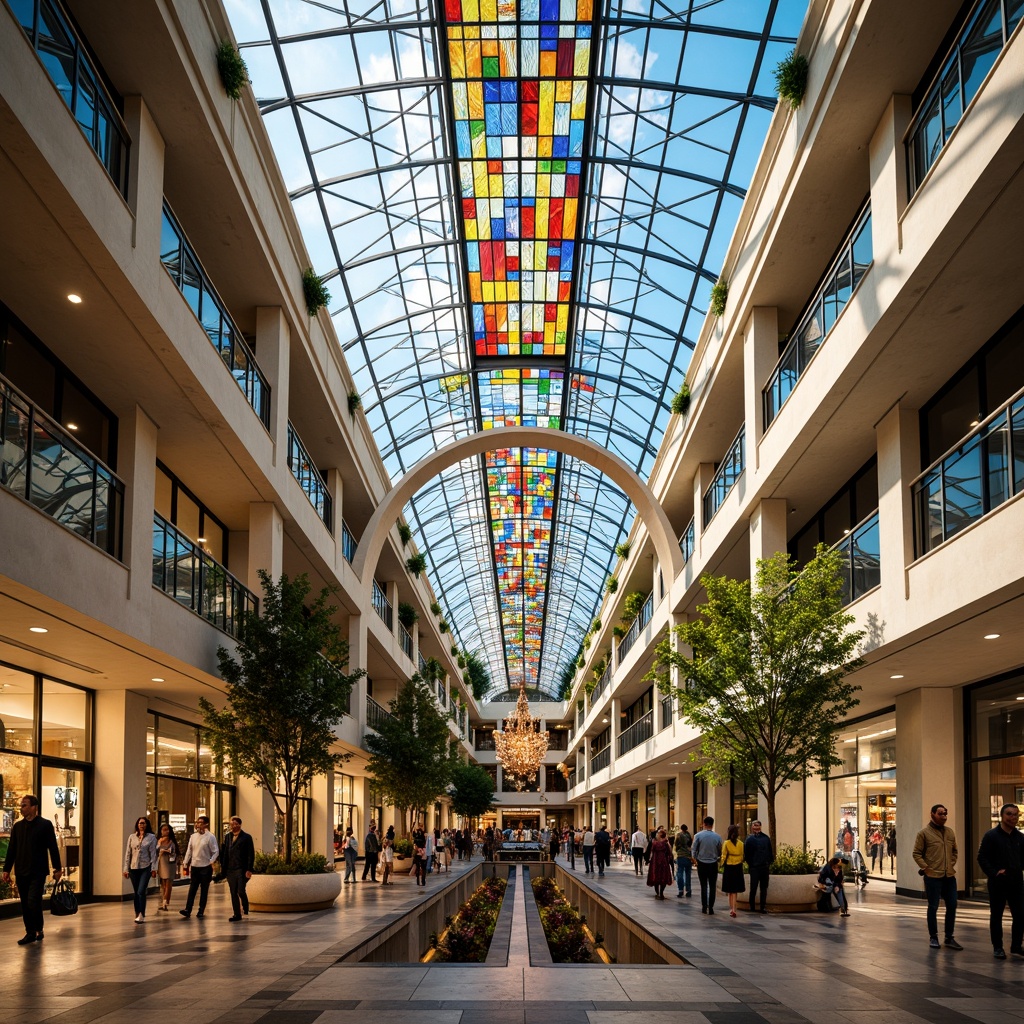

{"left": 255, "top": 307, "right": 291, "bottom": 462}
{"left": 869, "top": 95, "right": 912, "bottom": 263}
{"left": 122, "top": 95, "right": 164, "bottom": 252}
{"left": 749, "top": 497, "right": 789, "bottom": 581}
{"left": 122, "top": 405, "right": 159, "bottom": 606}
{"left": 246, "top": 502, "right": 283, "bottom": 595}
{"left": 743, "top": 307, "right": 779, "bottom": 458}
{"left": 876, "top": 402, "right": 920, "bottom": 602}
{"left": 310, "top": 769, "right": 335, "bottom": 865}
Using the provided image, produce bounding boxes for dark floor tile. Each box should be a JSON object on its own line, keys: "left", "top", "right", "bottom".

{"left": 254, "top": 1013, "right": 324, "bottom": 1024}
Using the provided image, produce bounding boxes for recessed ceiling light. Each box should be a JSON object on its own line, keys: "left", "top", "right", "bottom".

{"left": 601, "top": 717, "right": 608, "bottom": 723}
{"left": 67, "top": 293, "right": 82, "bottom": 304}
{"left": 1016, "top": 697, "right": 1024, "bottom": 702}
{"left": 196, "top": 537, "right": 207, "bottom": 543}
{"left": 985, "top": 634, "right": 1001, "bottom": 640}
{"left": 890, "top": 674, "right": 904, "bottom": 679}
{"left": 29, "top": 626, "right": 48, "bottom": 634}
{"left": 66, "top": 422, "right": 78, "bottom": 431}
{"left": 151, "top": 677, "right": 165, "bottom": 682}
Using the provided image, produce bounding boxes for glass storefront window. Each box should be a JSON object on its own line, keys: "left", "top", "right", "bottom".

{"left": 41, "top": 679, "right": 88, "bottom": 760}
{"left": 156, "top": 716, "right": 198, "bottom": 777}
{"left": 41, "top": 764, "right": 85, "bottom": 894}
{"left": 0, "top": 665, "right": 36, "bottom": 753}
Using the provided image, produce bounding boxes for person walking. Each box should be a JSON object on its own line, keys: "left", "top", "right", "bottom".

{"left": 674, "top": 824, "right": 693, "bottom": 898}
{"left": 413, "top": 834, "right": 428, "bottom": 886}
{"left": 123, "top": 816, "right": 158, "bottom": 923}
{"left": 691, "top": 816, "right": 723, "bottom": 915}
{"left": 912, "top": 803, "right": 962, "bottom": 951}
{"left": 817, "top": 856, "right": 850, "bottom": 915}
{"left": 381, "top": 837, "right": 395, "bottom": 884}
{"left": 646, "top": 828, "right": 674, "bottom": 899}
{"left": 179, "top": 815, "right": 219, "bottom": 919}
{"left": 342, "top": 827, "right": 358, "bottom": 883}
{"left": 720, "top": 824, "right": 746, "bottom": 917}
{"left": 630, "top": 825, "right": 648, "bottom": 876}
{"left": 582, "top": 826, "right": 596, "bottom": 874}
{"left": 2, "top": 794, "right": 63, "bottom": 945}
{"left": 362, "top": 823, "right": 381, "bottom": 882}
{"left": 221, "top": 816, "right": 254, "bottom": 922}
{"left": 155, "top": 822, "right": 180, "bottom": 911}
{"left": 594, "top": 824, "right": 612, "bottom": 877}
{"left": 977, "top": 801, "right": 1024, "bottom": 960}
{"left": 744, "top": 820, "right": 774, "bottom": 914}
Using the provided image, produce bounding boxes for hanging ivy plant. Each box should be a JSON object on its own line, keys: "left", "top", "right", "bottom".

{"left": 671, "top": 381, "right": 691, "bottom": 415}
{"left": 710, "top": 279, "right": 728, "bottom": 319}
{"left": 398, "top": 523, "right": 412, "bottom": 546}
{"left": 216, "top": 40, "right": 249, "bottom": 100}
{"left": 615, "top": 542, "right": 630, "bottom": 560}
{"left": 590, "top": 618, "right": 602, "bottom": 633}
{"left": 450, "top": 644, "right": 459, "bottom": 657}
{"left": 622, "top": 591, "right": 646, "bottom": 623}
{"left": 302, "top": 267, "right": 331, "bottom": 317}
{"left": 430, "top": 601, "right": 442, "bottom": 617}
{"left": 439, "top": 620, "right": 450, "bottom": 634}
{"left": 347, "top": 391, "right": 361, "bottom": 415}
{"left": 606, "top": 575, "right": 618, "bottom": 595}
{"left": 774, "top": 50, "right": 809, "bottom": 110}
{"left": 406, "top": 553, "right": 427, "bottom": 577}
{"left": 397, "top": 602, "right": 418, "bottom": 629}
{"left": 612, "top": 625, "right": 626, "bottom": 640}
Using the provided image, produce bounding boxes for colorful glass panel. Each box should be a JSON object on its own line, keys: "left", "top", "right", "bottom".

{"left": 478, "top": 367, "right": 563, "bottom": 429}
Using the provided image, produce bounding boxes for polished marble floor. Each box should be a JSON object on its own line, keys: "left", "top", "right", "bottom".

{"left": 4, "top": 852, "right": 1019, "bottom": 1024}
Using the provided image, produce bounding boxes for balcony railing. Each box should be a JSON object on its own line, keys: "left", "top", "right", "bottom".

{"left": 341, "top": 520, "right": 357, "bottom": 563}
{"left": 548, "top": 730, "right": 569, "bottom": 751}
{"left": 703, "top": 426, "right": 745, "bottom": 527}
{"left": 287, "top": 423, "right": 332, "bottom": 531}
{"left": 399, "top": 623, "right": 413, "bottom": 659}
{"left": 617, "top": 709, "right": 654, "bottom": 757}
{"left": 152, "top": 513, "right": 256, "bottom": 637}
{"left": 834, "top": 510, "right": 881, "bottom": 605}
{"left": 316, "top": 655, "right": 350, "bottom": 715}
{"left": 576, "top": 704, "right": 584, "bottom": 728}
{"left": 449, "top": 694, "right": 460, "bottom": 721}
{"left": 1, "top": 376, "right": 124, "bottom": 557}
{"left": 591, "top": 660, "right": 612, "bottom": 702}
{"left": 372, "top": 580, "right": 393, "bottom": 630}
{"left": 913, "top": 387, "right": 1024, "bottom": 556}
{"left": 567, "top": 769, "right": 577, "bottom": 789}
{"left": 679, "top": 516, "right": 695, "bottom": 564}
{"left": 419, "top": 651, "right": 428, "bottom": 675}
{"left": 11, "top": 0, "right": 130, "bottom": 196}
{"left": 763, "top": 205, "right": 873, "bottom": 427}
{"left": 590, "top": 746, "right": 611, "bottom": 775}
{"left": 436, "top": 678, "right": 447, "bottom": 704}
{"left": 908, "top": 0, "right": 1022, "bottom": 193}
{"left": 661, "top": 694, "right": 674, "bottom": 729}
{"left": 366, "top": 695, "right": 393, "bottom": 733}
{"left": 475, "top": 733, "right": 496, "bottom": 751}
{"left": 617, "top": 592, "right": 653, "bottom": 661}
{"left": 160, "top": 203, "right": 270, "bottom": 426}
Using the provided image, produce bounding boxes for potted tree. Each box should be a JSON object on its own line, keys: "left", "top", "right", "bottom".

{"left": 201, "top": 571, "right": 362, "bottom": 911}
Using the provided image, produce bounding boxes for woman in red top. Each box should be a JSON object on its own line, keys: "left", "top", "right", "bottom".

{"left": 646, "top": 828, "right": 674, "bottom": 900}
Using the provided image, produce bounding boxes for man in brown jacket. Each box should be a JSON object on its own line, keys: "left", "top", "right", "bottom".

{"left": 913, "top": 804, "right": 962, "bottom": 951}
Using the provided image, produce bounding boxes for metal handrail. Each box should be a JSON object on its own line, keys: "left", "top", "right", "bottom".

{"left": 366, "top": 694, "right": 394, "bottom": 732}
{"left": 372, "top": 580, "right": 393, "bottom": 630}
{"left": 399, "top": 623, "right": 413, "bottom": 658}
{"left": 591, "top": 660, "right": 612, "bottom": 701}
{"left": 287, "top": 423, "right": 332, "bottom": 530}
{"left": 702, "top": 426, "right": 745, "bottom": 527}
{"left": 590, "top": 747, "right": 611, "bottom": 774}
{"left": 661, "top": 694, "right": 674, "bottom": 729}
{"left": 617, "top": 709, "right": 654, "bottom": 757}
{"left": 341, "top": 519, "right": 357, "bottom": 562}
{"left": 679, "top": 516, "right": 695, "bottom": 563}
{"left": 617, "top": 592, "right": 654, "bottom": 661}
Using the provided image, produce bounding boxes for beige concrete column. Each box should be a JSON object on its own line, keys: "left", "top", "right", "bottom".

{"left": 876, "top": 402, "right": 920, "bottom": 604}
{"left": 707, "top": 783, "right": 731, "bottom": 830}
{"left": 749, "top": 497, "right": 789, "bottom": 581}
{"left": 310, "top": 769, "right": 335, "bottom": 866}
{"left": 237, "top": 781, "right": 275, "bottom": 857}
{"left": 895, "top": 686, "right": 963, "bottom": 896}
{"left": 869, "top": 95, "right": 912, "bottom": 262}
{"left": 246, "top": 502, "right": 283, "bottom": 596}
{"left": 677, "top": 772, "right": 695, "bottom": 830}
{"left": 123, "top": 96, "right": 164, "bottom": 252}
{"left": 694, "top": 463, "right": 715, "bottom": 555}
{"left": 327, "top": 468, "right": 344, "bottom": 562}
{"left": 255, "top": 307, "right": 291, "bottom": 461}
{"left": 121, "top": 405, "right": 159, "bottom": 606}
{"left": 93, "top": 690, "right": 148, "bottom": 899}
{"left": 743, "top": 307, "right": 780, "bottom": 456}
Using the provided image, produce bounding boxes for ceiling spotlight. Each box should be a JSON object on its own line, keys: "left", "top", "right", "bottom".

{"left": 66, "top": 422, "right": 79, "bottom": 431}
{"left": 67, "top": 293, "right": 82, "bottom": 304}
{"left": 29, "top": 626, "right": 48, "bottom": 634}
{"left": 985, "top": 634, "right": 1001, "bottom": 640}
{"left": 890, "top": 674, "right": 904, "bottom": 680}
{"left": 151, "top": 677, "right": 165, "bottom": 683}
{"left": 602, "top": 717, "right": 608, "bottom": 723}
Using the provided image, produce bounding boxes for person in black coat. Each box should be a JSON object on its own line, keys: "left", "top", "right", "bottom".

{"left": 977, "top": 802, "right": 1024, "bottom": 959}
{"left": 221, "top": 816, "right": 255, "bottom": 921}
{"left": 594, "top": 825, "right": 612, "bottom": 877}
{"left": 2, "top": 794, "right": 63, "bottom": 945}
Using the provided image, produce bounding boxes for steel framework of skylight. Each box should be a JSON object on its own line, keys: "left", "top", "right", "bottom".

{"left": 227, "top": 0, "right": 802, "bottom": 698}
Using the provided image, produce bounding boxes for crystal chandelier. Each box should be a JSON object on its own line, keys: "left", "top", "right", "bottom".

{"left": 493, "top": 683, "right": 549, "bottom": 790}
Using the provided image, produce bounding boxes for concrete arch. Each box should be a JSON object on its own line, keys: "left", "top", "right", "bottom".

{"left": 352, "top": 427, "right": 682, "bottom": 607}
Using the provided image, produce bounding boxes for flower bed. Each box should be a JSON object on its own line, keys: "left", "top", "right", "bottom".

{"left": 428, "top": 876, "right": 507, "bottom": 962}
{"left": 532, "top": 876, "right": 596, "bottom": 963}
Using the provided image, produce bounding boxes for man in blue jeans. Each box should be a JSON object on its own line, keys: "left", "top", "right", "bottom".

{"left": 674, "top": 824, "right": 692, "bottom": 897}
{"left": 912, "top": 803, "right": 962, "bottom": 951}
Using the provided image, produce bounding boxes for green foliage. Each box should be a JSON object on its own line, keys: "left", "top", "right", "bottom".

{"left": 772, "top": 843, "right": 822, "bottom": 875}
{"left": 432, "top": 877, "right": 507, "bottom": 962}
{"left": 671, "top": 381, "right": 691, "bottom": 415}
{"left": 615, "top": 541, "right": 631, "bottom": 560}
{"left": 430, "top": 601, "right": 442, "bottom": 617}
{"left": 364, "top": 673, "right": 456, "bottom": 833}
{"left": 205, "top": 571, "right": 362, "bottom": 863}
{"left": 622, "top": 591, "right": 646, "bottom": 623}
{"left": 406, "top": 552, "right": 428, "bottom": 577}
{"left": 532, "top": 877, "right": 594, "bottom": 963}
{"left": 398, "top": 523, "right": 413, "bottom": 546}
{"left": 253, "top": 851, "right": 330, "bottom": 875}
{"left": 606, "top": 575, "right": 618, "bottom": 594}
{"left": 590, "top": 618, "right": 602, "bottom": 633}
{"left": 422, "top": 657, "right": 444, "bottom": 683}
{"left": 575, "top": 655, "right": 585, "bottom": 670}
{"left": 347, "top": 391, "right": 361, "bottom": 414}
{"left": 457, "top": 655, "right": 466, "bottom": 668}
{"left": 439, "top": 620, "right": 450, "bottom": 634}
{"left": 557, "top": 657, "right": 579, "bottom": 699}
{"left": 774, "top": 50, "right": 809, "bottom": 110}
{"left": 302, "top": 267, "right": 331, "bottom": 316}
{"left": 449, "top": 760, "right": 496, "bottom": 818}
{"left": 216, "top": 40, "right": 248, "bottom": 100}
{"left": 644, "top": 548, "right": 863, "bottom": 851}
{"left": 710, "top": 279, "right": 728, "bottom": 318}
{"left": 393, "top": 838, "right": 413, "bottom": 857}
{"left": 464, "top": 651, "right": 491, "bottom": 700}
{"left": 397, "top": 601, "right": 418, "bottom": 629}
{"left": 611, "top": 625, "right": 626, "bottom": 640}
{"left": 450, "top": 644, "right": 460, "bottom": 657}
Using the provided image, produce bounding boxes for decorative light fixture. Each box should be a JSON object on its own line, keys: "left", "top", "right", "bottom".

{"left": 67, "top": 294, "right": 82, "bottom": 304}
{"left": 29, "top": 626, "right": 48, "bottom": 634}
{"left": 493, "top": 683, "right": 548, "bottom": 791}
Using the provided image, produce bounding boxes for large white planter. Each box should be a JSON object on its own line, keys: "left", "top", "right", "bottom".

{"left": 247, "top": 871, "right": 341, "bottom": 912}
{"left": 739, "top": 872, "right": 819, "bottom": 912}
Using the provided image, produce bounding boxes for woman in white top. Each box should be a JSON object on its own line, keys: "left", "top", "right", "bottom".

{"left": 155, "top": 822, "right": 180, "bottom": 911}
{"left": 123, "top": 817, "right": 158, "bottom": 923}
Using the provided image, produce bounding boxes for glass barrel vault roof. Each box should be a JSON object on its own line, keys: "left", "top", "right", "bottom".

{"left": 226, "top": 0, "right": 804, "bottom": 698}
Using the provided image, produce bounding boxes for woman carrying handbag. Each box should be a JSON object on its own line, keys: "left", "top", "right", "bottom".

{"left": 123, "top": 817, "right": 158, "bottom": 923}
{"left": 155, "top": 822, "right": 180, "bottom": 912}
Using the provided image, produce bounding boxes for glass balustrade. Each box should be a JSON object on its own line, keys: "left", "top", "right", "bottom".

{"left": 617, "top": 592, "right": 654, "bottom": 661}
{"left": 160, "top": 203, "right": 270, "bottom": 426}
{"left": 286, "top": 423, "right": 332, "bottom": 531}
{"left": 372, "top": 579, "right": 393, "bottom": 630}
{"left": 151, "top": 512, "right": 256, "bottom": 637}
{"left": 1, "top": 376, "right": 123, "bottom": 557}
{"left": 341, "top": 520, "right": 357, "bottom": 563}
{"left": 679, "top": 516, "right": 695, "bottom": 563}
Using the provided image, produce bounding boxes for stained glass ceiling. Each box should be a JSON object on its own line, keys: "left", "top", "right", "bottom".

{"left": 226, "top": 0, "right": 804, "bottom": 698}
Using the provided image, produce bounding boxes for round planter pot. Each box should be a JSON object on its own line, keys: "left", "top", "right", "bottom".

{"left": 740, "top": 872, "right": 819, "bottom": 912}
{"left": 247, "top": 871, "right": 341, "bottom": 912}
